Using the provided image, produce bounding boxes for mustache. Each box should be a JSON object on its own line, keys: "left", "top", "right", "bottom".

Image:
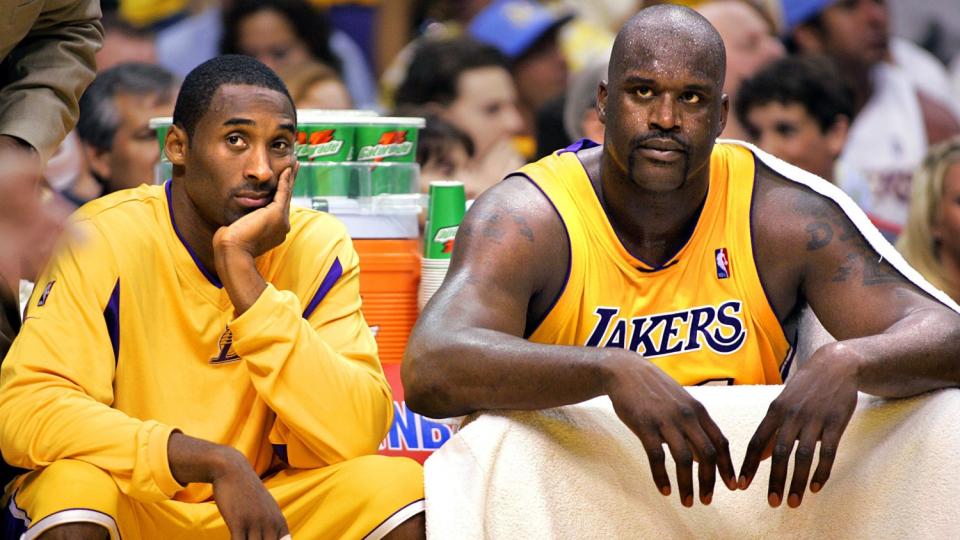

{"left": 630, "top": 131, "right": 690, "bottom": 153}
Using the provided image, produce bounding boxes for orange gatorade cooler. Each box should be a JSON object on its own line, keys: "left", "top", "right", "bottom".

{"left": 353, "top": 239, "right": 420, "bottom": 365}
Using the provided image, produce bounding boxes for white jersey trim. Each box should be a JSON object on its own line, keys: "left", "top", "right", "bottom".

{"left": 720, "top": 138, "right": 960, "bottom": 314}
{"left": 21, "top": 508, "right": 120, "bottom": 540}
{"left": 363, "top": 499, "right": 425, "bottom": 540}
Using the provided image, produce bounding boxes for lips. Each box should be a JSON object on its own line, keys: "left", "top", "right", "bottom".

{"left": 638, "top": 138, "right": 686, "bottom": 152}
{"left": 234, "top": 192, "right": 272, "bottom": 209}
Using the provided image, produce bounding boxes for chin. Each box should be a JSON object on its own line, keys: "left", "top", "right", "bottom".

{"left": 628, "top": 158, "right": 689, "bottom": 193}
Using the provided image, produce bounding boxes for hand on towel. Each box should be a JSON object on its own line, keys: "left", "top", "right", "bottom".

{"left": 738, "top": 345, "right": 859, "bottom": 508}
{"left": 604, "top": 356, "right": 738, "bottom": 507}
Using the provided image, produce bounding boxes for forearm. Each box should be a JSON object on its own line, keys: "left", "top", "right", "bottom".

{"left": 835, "top": 308, "right": 960, "bottom": 398}
{"left": 404, "top": 326, "right": 622, "bottom": 418}
{"left": 215, "top": 247, "right": 266, "bottom": 315}
{"left": 230, "top": 284, "right": 392, "bottom": 463}
{"left": 0, "top": 378, "right": 181, "bottom": 501}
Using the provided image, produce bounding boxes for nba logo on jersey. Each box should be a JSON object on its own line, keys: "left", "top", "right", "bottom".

{"left": 715, "top": 248, "right": 730, "bottom": 279}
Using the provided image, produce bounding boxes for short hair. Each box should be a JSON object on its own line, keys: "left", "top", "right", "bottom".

{"left": 77, "top": 62, "right": 178, "bottom": 151}
{"left": 735, "top": 55, "right": 854, "bottom": 135}
{"left": 220, "top": 0, "right": 341, "bottom": 74}
{"left": 172, "top": 55, "right": 295, "bottom": 141}
{"left": 394, "top": 37, "right": 510, "bottom": 107}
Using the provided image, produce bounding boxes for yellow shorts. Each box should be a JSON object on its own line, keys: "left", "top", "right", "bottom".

{"left": 2, "top": 456, "right": 423, "bottom": 539}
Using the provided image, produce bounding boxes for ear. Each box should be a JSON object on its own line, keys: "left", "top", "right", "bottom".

{"left": 718, "top": 93, "right": 730, "bottom": 136}
{"left": 165, "top": 124, "right": 188, "bottom": 167}
{"left": 597, "top": 81, "right": 608, "bottom": 124}
{"left": 81, "top": 142, "right": 112, "bottom": 181}
{"left": 825, "top": 115, "right": 850, "bottom": 158}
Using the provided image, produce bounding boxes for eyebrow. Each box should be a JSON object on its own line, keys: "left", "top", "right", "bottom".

{"left": 622, "top": 76, "right": 714, "bottom": 93}
{"left": 222, "top": 118, "right": 297, "bottom": 134}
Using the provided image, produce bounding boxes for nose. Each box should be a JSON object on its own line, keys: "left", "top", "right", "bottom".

{"left": 501, "top": 104, "right": 525, "bottom": 136}
{"left": 244, "top": 145, "right": 273, "bottom": 185}
{"left": 649, "top": 94, "right": 679, "bottom": 132}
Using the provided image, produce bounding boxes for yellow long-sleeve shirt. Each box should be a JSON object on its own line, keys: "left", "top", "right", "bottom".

{"left": 0, "top": 181, "right": 391, "bottom": 504}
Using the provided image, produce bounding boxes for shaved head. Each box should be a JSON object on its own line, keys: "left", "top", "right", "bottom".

{"left": 609, "top": 4, "right": 726, "bottom": 89}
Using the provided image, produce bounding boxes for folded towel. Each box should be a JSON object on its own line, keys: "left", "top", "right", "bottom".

{"left": 425, "top": 386, "right": 960, "bottom": 539}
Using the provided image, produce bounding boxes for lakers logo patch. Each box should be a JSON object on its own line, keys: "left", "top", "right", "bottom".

{"left": 210, "top": 326, "right": 240, "bottom": 364}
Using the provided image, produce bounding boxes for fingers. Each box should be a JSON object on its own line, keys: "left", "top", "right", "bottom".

{"left": 637, "top": 429, "right": 671, "bottom": 498}
{"left": 787, "top": 425, "right": 822, "bottom": 508}
{"left": 695, "top": 407, "right": 736, "bottom": 492}
{"left": 738, "top": 403, "right": 782, "bottom": 490}
{"left": 277, "top": 164, "right": 296, "bottom": 213}
{"left": 677, "top": 412, "right": 717, "bottom": 505}
{"left": 766, "top": 414, "right": 802, "bottom": 508}
{"left": 660, "top": 425, "right": 695, "bottom": 507}
{"left": 810, "top": 422, "right": 844, "bottom": 494}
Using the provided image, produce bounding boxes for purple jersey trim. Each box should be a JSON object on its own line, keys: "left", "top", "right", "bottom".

{"left": 512, "top": 173, "right": 572, "bottom": 339}
{"left": 558, "top": 138, "right": 600, "bottom": 154}
{"left": 302, "top": 257, "right": 343, "bottom": 319}
{"left": 272, "top": 444, "right": 288, "bottom": 464}
{"left": 103, "top": 280, "right": 120, "bottom": 364}
{"left": 164, "top": 181, "right": 222, "bottom": 288}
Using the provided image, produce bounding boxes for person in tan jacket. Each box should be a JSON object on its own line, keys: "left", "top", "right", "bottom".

{"left": 0, "top": 0, "right": 103, "bottom": 162}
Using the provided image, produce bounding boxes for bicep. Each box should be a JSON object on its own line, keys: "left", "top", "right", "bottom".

{"left": 798, "top": 198, "right": 954, "bottom": 340}
{"left": 416, "top": 177, "right": 564, "bottom": 339}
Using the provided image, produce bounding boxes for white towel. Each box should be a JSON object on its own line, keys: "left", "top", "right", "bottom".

{"left": 424, "top": 386, "right": 960, "bottom": 539}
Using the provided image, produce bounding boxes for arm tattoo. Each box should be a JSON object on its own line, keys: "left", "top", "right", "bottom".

{"left": 796, "top": 196, "right": 901, "bottom": 287}
{"left": 460, "top": 208, "right": 535, "bottom": 245}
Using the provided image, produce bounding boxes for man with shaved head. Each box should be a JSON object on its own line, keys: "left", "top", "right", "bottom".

{"left": 406, "top": 3, "right": 960, "bottom": 512}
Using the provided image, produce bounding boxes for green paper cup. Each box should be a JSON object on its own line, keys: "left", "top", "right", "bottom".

{"left": 354, "top": 117, "right": 425, "bottom": 195}
{"left": 424, "top": 181, "right": 466, "bottom": 259}
{"left": 149, "top": 117, "right": 173, "bottom": 183}
{"left": 294, "top": 115, "right": 356, "bottom": 197}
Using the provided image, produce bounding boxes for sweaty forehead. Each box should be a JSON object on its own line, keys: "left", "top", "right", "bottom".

{"left": 610, "top": 7, "right": 725, "bottom": 87}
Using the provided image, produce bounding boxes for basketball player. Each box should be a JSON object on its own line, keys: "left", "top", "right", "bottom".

{"left": 404, "top": 5, "right": 960, "bottom": 512}
{"left": 0, "top": 56, "right": 424, "bottom": 539}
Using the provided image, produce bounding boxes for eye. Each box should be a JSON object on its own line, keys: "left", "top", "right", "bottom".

{"left": 636, "top": 86, "right": 653, "bottom": 98}
{"left": 680, "top": 92, "right": 701, "bottom": 104}
{"left": 272, "top": 139, "right": 291, "bottom": 152}
{"left": 774, "top": 122, "right": 797, "bottom": 137}
{"left": 226, "top": 134, "right": 244, "bottom": 146}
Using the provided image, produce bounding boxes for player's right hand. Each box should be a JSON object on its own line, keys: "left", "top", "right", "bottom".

{"left": 211, "top": 449, "right": 291, "bottom": 540}
{"left": 603, "top": 354, "right": 736, "bottom": 507}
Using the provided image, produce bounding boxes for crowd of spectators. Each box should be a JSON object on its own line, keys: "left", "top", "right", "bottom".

{"left": 6, "top": 0, "right": 960, "bottom": 334}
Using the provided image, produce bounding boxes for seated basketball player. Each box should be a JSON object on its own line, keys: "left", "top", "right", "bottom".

{"left": 0, "top": 55, "right": 424, "bottom": 539}
{"left": 404, "top": 5, "right": 960, "bottom": 511}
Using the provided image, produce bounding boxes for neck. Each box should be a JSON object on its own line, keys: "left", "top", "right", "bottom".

{"left": 169, "top": 178, "right": 219, "bottom": 282}
{"left": 595, "top": 148, "right": 710, "bottom": 267}
{"left": 0, "top": 235, "right": 21, "bottom": 297}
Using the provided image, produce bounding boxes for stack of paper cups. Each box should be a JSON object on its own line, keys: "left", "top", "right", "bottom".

{"left": 419, "top": 181, "right": 466, "bottom": 311}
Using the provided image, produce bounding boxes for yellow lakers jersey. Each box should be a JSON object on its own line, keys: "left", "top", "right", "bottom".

{"left": 0, "top": 182, "right": 390, "bottom": 504}
{"left": 523, "top": 142, "right": 789, "bottom": 386}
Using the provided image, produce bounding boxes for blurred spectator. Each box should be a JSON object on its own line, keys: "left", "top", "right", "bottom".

{"left": 736, "top": 55, "right": 854, "bottom": 183}
{"left": 789, "top": 0, "right": 960, "bottom": 239}
{"left": 409, "top": 111, "right": 474, "bottom": 190}
{"left": 563, "top": 56, "right": 608, "bottom": 144}
{"left": 468, "top": 0, "right": 573, "bottom": 139}
{"left": 696, "top": 0, "right": 785, "bottom": 140}
{"left": 395, "top": 37, "right": 525, "bottom": 199}
{"left": 535, "top": 95, "right": 571, "bottom": 160}
{"left": 221, "top": 0, "right": 378, "bottom": 108}
{"left": 897, "top": 137, "right": 960, "bottom": 302}
{"left": 71, "top": 63, "right": 178, "bottom": 204}
{"left": 279, "top": 62, "right": 353, "bottom": 110}
{"left": 0, "top": 0, "right": 103, "bottom": 162}
{"left": 0, "top": 148, "right": 42, "bottom": 356}
{"left": 97, "top": 12, "right": 158, "bottom": 72}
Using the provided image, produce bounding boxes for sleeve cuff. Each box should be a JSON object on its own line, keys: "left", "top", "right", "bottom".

{"left": 148, "top": 423, "right": 186, "bottom": 498}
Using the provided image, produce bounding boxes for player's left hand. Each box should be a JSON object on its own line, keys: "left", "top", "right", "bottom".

{"left": 738, "top": 343, "right": 859, "bottom": 508}
{"left": 214, "top": 162, "right": 298, "bottom": 259}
